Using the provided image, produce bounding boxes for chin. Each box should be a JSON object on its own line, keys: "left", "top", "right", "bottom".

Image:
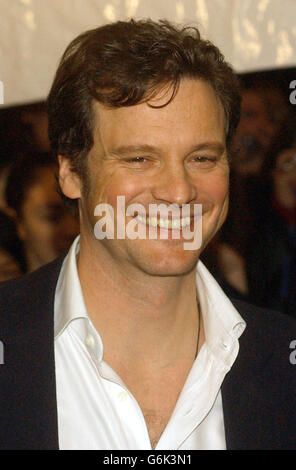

{"left": 131, "top": 247, "right": 201, "bottom": 278}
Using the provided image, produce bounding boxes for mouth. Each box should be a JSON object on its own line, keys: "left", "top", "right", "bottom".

{"left": 136, "top": 214, "right": 192, "bottom": 230}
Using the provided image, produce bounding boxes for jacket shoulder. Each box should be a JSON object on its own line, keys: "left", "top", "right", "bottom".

{"left": 223, "top": 298, "right": 296, "bottom": 449}
{"left": 0, "top": 257, "right": 63, "bottom": 450}
{"left": 231, "top": 297, "right": 296, "bottom": 369}
{"left": 231, "top": 297, "right": 296, "bottom": 338}
{"left": 0, "top": 256, "right": 64, "bottom": 335}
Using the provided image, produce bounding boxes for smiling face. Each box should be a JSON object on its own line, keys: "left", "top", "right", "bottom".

{"left": 60, "top": 79, "right": 229, "bottom": 277}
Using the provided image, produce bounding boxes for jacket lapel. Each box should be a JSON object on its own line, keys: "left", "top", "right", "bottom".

{"left": 2, "top": 268, "right": 295, "bottom": 449}
{"left": 0, "top": 257, "right": 63, "bottom": 449}
{"left": 221, "top": 300, "right": 282, "bottom": 450}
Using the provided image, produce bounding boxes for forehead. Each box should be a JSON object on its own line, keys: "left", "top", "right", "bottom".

{"left": 92, "top": 79, "right": 226, "bottom": 151}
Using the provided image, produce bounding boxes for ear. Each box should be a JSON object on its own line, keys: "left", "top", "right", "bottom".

{"left": 58, "top": 156, "right": 82, "bottom": 199}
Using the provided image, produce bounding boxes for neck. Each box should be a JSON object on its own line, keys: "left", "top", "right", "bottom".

{"left": 77, "top": 235, "right": 201, "bottom": 372}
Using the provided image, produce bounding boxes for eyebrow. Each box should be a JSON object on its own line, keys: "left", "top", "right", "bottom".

{"left": 111, "top": 144, "right": 160, "bottom": 156}
{"left": 111, "top": 142, "right": 226, "bottom": 156}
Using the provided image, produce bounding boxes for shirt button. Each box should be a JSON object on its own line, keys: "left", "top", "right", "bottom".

{"left": 85, "top": 334, "right": 95, "bottom": 348}
{"left": 221, "top": 341, "right": 229, "bottom": 350}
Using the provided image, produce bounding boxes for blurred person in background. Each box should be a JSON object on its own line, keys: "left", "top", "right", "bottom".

{"left": 230, "top": 79, "right": 290, "bottom": 177}
{"left": 5, "top": 151, "right": 79, "bottom": 272}
{"left": 0, "top": 101, "right": 49, "bottom": 216}
{"left": 0, "top": 210, "right": 25, "bottom": 281}
{"left": 20, "top": 102, "right": 50, "bottom": 153}
{"left": 221, "top": 78, "right": 292, "bottom": 259}
{"left": 210, "top": 78, "right": 292, "bottom": 303}
{"left": 201, "top": 233, "right": 249, "bottom": 299}
{"left": 246, "top": 118, "right": 296, "bottom": 317}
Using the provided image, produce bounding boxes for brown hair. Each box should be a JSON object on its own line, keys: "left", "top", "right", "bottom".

{"left": 47, "top": 18, "right": 241, "bottom": 207}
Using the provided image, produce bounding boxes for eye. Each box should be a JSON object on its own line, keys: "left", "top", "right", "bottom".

{"left": 124, "top": 156, "right": 153, "bottom": 169}
{"left": 187, "top": 155, "right": 218, "bottom": 170}
{"left": 194, "top": 156, "right": 210, "bottom": 162}
{"left": 127, "top": 156, "right": 148, "bottom": 163}
{"left": 193, "top": 155, "right": 217, "bottom": 163}
{"left": 122, "top": 154, "right": 157, "bottom": 171}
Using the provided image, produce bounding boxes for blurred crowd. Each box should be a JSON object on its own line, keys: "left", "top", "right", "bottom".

{"left": 0, "top": 102, "right": 79, "bottom": 280}
{"left": 0, "top": 73, "right": 296, "bottom": 317}
{"left": 202, "top": 74, "right": 296, "bottom": 318}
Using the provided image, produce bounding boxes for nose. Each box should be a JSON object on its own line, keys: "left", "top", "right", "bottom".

{"left": 151, "top": 161, "right": 196, "bottom": 205}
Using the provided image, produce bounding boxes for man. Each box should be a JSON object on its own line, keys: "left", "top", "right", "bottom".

{"left": 0, "top": 19, "right": 295, "bottom": 450}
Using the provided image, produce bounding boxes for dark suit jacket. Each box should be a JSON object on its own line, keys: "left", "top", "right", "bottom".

{"left": 0, "top": 257, "right": 296, "bottom": 450}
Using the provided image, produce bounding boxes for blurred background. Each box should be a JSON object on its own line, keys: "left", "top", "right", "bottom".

{"left": 0, "top": 0, "right": 296, "bottom": 317}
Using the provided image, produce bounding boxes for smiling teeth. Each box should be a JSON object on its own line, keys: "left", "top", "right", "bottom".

{"left": 137, "top": 214, "right": 191, "bottom": 229}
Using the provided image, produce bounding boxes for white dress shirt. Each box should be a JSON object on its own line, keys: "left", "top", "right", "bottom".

{"left": 54, "top": 236, "right": 246, "bottom": 450}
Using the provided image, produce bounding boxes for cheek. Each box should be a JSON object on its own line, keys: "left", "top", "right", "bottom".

{"left": 217, "top": 179, "right": 229, "bottom": 205}
{"left": 201, "top": 173, "right": 229, "bottom": 206}
{"left": 91, "top": 169, "right": 145, "bottom": 208}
